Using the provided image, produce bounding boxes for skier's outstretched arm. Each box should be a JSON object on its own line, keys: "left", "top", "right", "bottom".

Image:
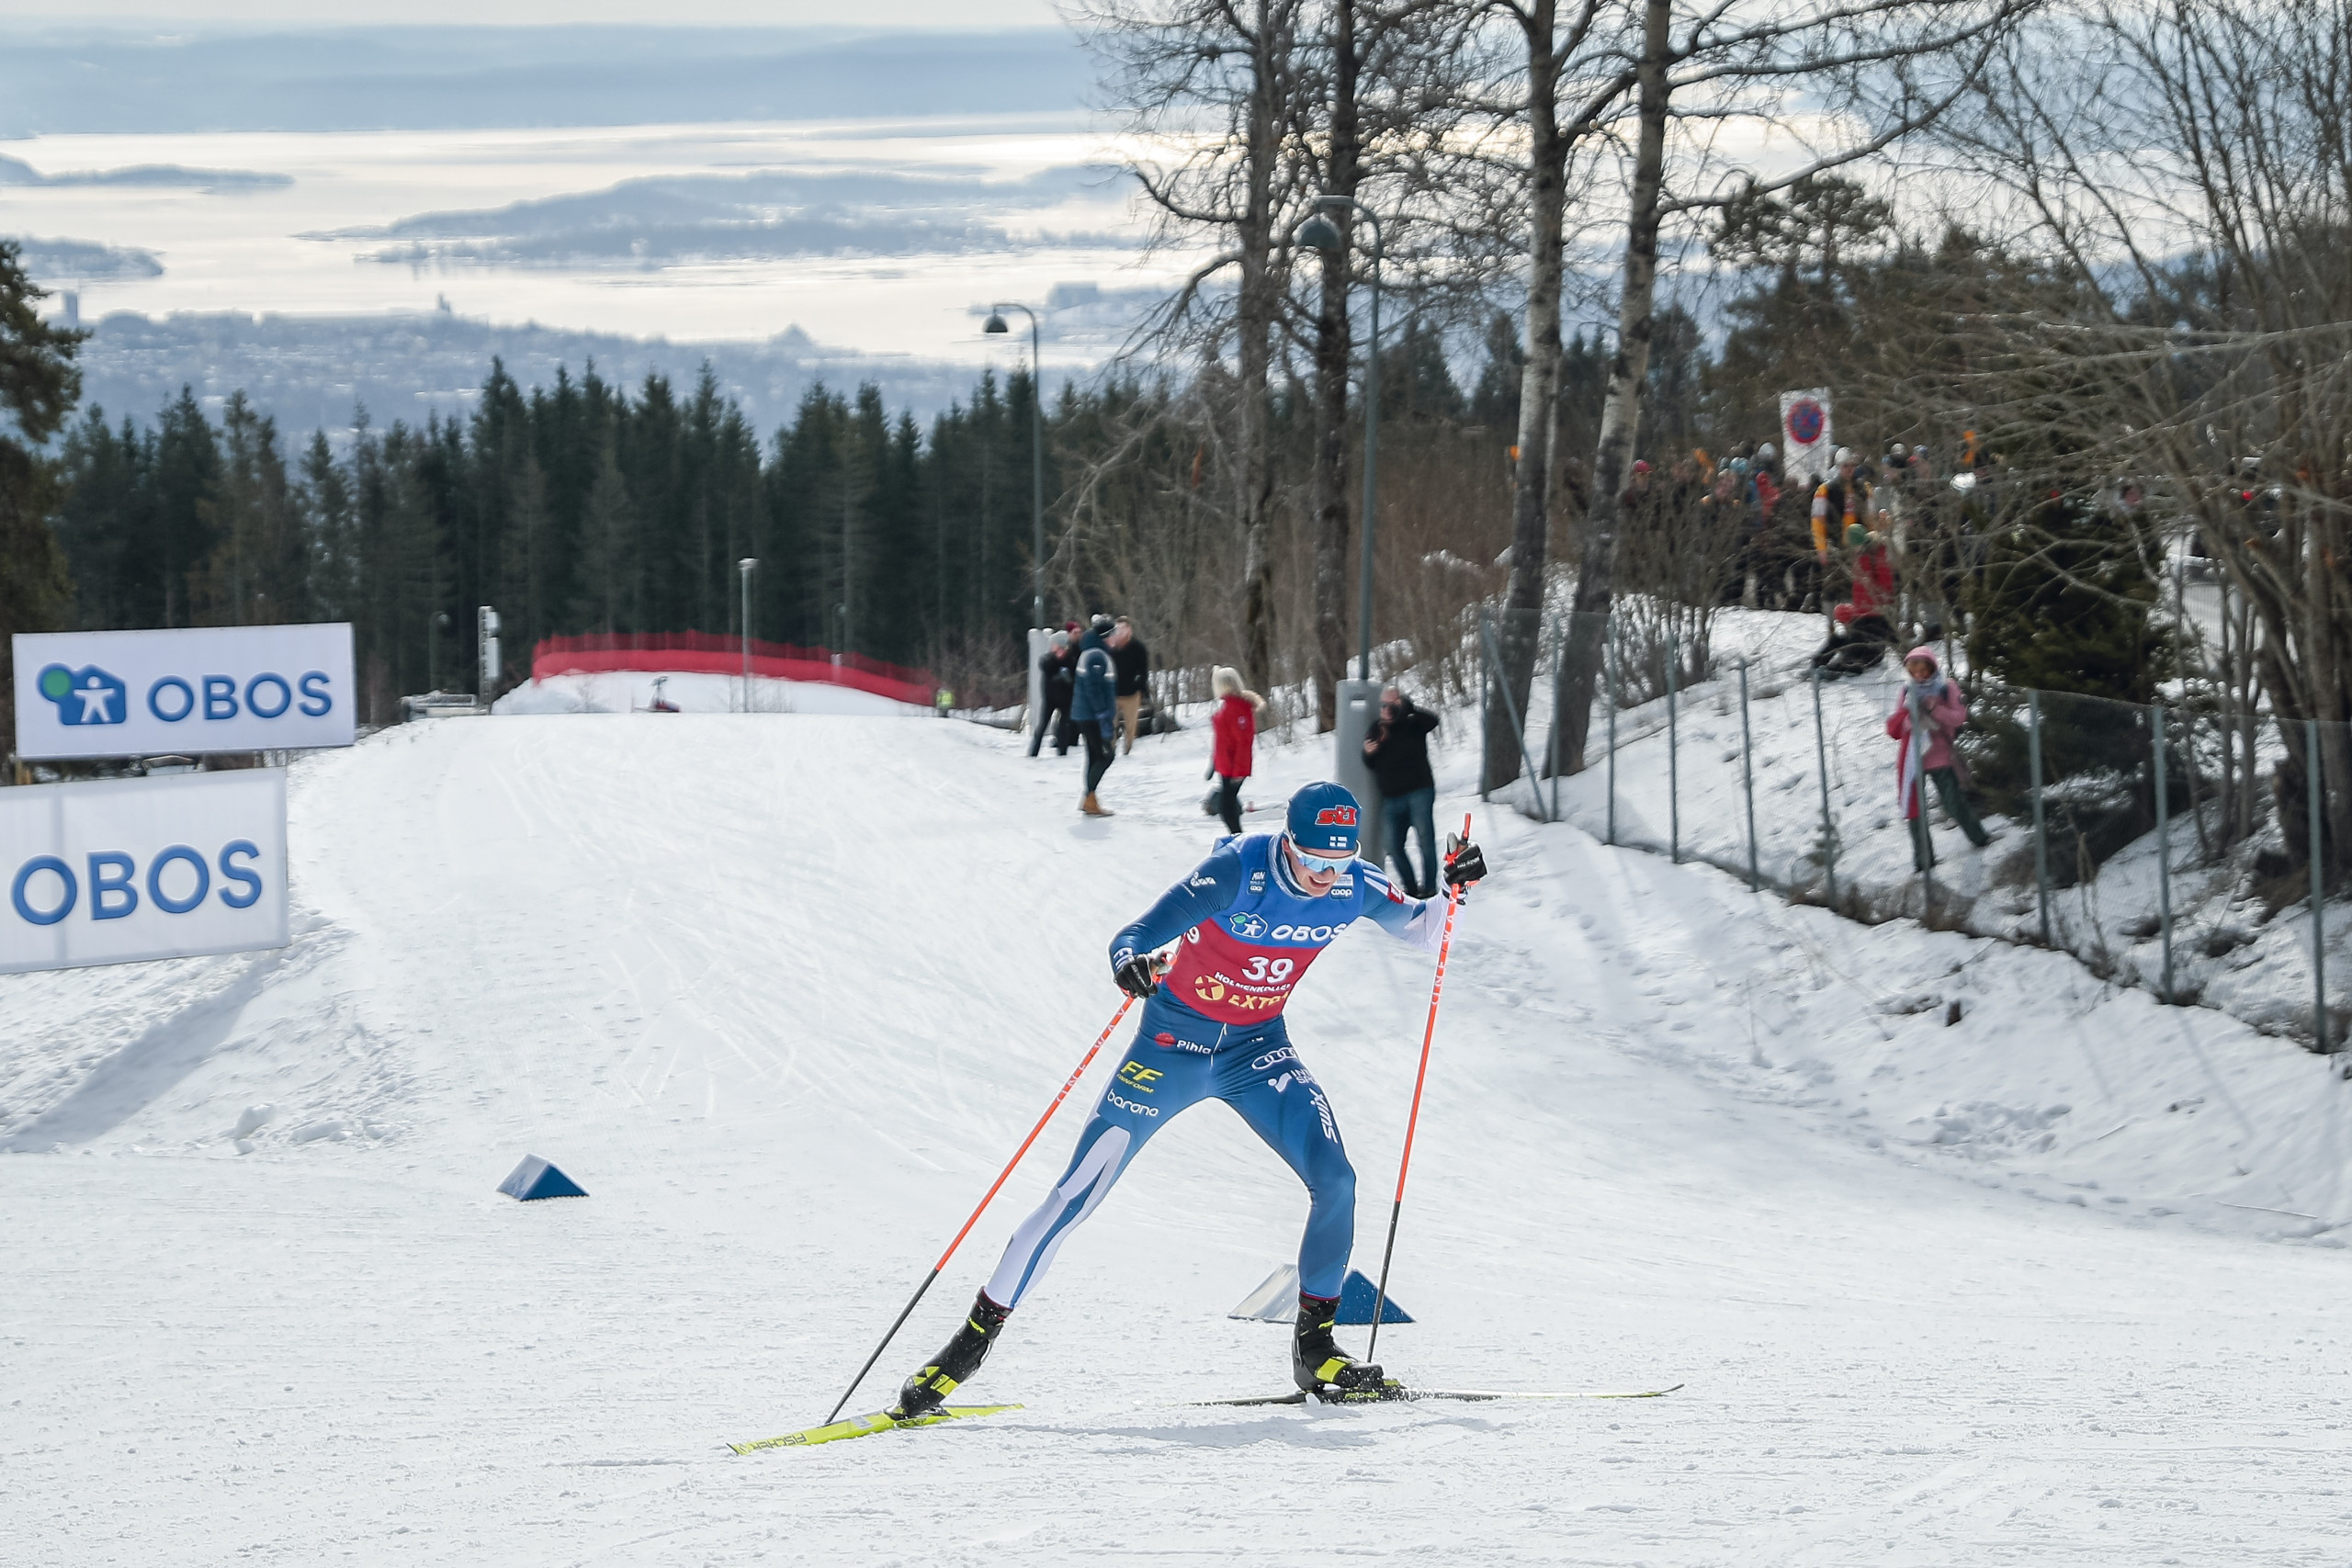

{"left": 1107, "top": 843, "right": 1246, "bottom": 991}
{"left": 1355, "top": 864, "right": 1442, "bottom": 952}
{"left": 1359, "top": 839, "right": 1487, "bottom": 953}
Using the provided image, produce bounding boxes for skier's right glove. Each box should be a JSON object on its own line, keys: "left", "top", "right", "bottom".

{"left": 1114, "top": 952, "right": 1161, "bottom": 998}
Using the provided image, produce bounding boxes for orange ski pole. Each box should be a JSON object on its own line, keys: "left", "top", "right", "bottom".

{"left": 1366, "top": 815, "right": 1472, "bottom": 1362}
{"left": 822, "top": 990, "right": 1136, "bottom": 1424}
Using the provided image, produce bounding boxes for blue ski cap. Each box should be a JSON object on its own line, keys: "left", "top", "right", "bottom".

{"left": 1285, "top": 781, "right": 1363, "bottom": 857}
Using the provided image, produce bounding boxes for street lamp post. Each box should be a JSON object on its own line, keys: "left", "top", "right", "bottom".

{"left": 738, "top": 558, "right": 758, "bottom": 712}
{"left": 983, "top": 302, "right": 1046, "bottom": 629}
{"left": 1294, "top": 197, "right": 1384, "bottom": 682}
{"left": 426, "top": 609, "right": 450, "bottom": 694}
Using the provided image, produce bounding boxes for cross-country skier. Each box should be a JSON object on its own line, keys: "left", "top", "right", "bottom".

{"left": 889, "top": 781, "right": 1487, "bottom": 1416}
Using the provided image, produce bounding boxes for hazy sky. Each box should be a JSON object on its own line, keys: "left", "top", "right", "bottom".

{"left": 0, "top": 1, "right": 1061, "bottom": 24}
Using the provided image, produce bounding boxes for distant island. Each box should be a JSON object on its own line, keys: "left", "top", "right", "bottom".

{"left": 7, "top": 237, "right": 163, "bottom": 283}
{"left": 0, "top": 155, "right": 290, "bottom": 191}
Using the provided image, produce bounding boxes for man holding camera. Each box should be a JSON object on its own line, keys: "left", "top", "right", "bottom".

{"left": 1363, "top": 686, "right": 1441, "bottom": 897}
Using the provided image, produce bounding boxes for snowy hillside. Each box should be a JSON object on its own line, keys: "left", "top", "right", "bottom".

{"left": 6, "top": 699, "right": 2350, "bottom": 1563}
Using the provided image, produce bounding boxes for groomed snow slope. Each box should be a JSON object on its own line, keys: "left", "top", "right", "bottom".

{"left": 6, "top": 708, "right": 2352, "bottom": 1565}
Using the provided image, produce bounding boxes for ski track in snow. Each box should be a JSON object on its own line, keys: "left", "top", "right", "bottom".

{"left": 5, "top": 701, "right": 2351, "bottom": 1564}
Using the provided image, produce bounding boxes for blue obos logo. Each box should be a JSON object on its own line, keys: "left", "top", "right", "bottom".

{"left": 1228, "top": 911, "right": 1268, "bottom": 939}
{"left": 38, "top": 664, "right": 127, "bottom": 726}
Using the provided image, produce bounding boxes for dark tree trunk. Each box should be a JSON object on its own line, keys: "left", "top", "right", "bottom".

{"left": 1486, "top": 0, "right": 1566, "bottom": 789}
{"left": 1310, "top": 0, "right": 1363, "bottom": 733}
{"left": 1555, "top": 0, "right": 1670, "bottom": 773}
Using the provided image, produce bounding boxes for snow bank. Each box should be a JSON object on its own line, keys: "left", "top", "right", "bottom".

{"left": 1512, "top": 608, "right": 2350, "bottom": 1046}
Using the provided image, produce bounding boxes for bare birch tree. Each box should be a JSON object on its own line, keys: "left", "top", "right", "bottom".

{"left": 1291, "top": 0, "right": 1494, "bottom": 728}
{"left": 1083, "top": 0, "right": 1311, "bottom": 694}
{"left": 1485, "top": 0, "right": 1639, "bottom": 778}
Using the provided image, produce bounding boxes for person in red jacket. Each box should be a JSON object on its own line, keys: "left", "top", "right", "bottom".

{"left": 1208, "top": 665, "right": 1265, "bottom": 835}
{"left": 1848, "top": 521, "right": 1894, "bottom": 623}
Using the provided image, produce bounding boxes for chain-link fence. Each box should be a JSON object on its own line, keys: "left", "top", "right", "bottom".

{"left": 1474, "top": 607, "right": 2341, "bottom": 1049}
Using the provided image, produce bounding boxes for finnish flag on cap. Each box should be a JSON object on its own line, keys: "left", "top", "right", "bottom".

{"left": 1285, "top": 781, "right": 1362, "bottom": 855}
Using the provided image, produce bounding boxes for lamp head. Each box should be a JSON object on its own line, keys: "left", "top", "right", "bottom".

{"left": 1294, "top": 213, "right": 1344, "bottom": 254}
{"left": 983, "top": 311, "right": 1010, "bottom": 334}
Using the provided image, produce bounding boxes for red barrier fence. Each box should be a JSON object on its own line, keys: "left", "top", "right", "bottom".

{"left": 531, "top": 632, "right": 936, "bottom": 708}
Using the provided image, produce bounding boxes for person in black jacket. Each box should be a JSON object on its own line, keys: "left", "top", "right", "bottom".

{"left": 1029, "top": 629, "right": 1073, "bottom": 758}
{"left": 1110, "top": 616, "right": 1151, "bottom": 754}
{"left": 1363, "top": 685, "right": 1441, "bottom": 897}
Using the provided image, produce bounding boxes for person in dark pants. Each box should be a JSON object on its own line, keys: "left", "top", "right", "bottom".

{"left": 1071, "top": 615, "right": 1119, "bottom": 817}
{"left": 1055, "top": 623, "right": 1085, "bottom": 753}
{"left": 1028, "top": 629, "right": 1073, "bottom": 758}
{"left": 1888, "top": 645, "right": 1990, "bottom": 870}
{"left": 1111, "top": 616, "right": 1152, "bottom": 754}
{"left": 1363, "top": 685, "right": 1440, "bottom": 897}
{"left": 1209, "top": 665, "right": 1265, "bottom": 835}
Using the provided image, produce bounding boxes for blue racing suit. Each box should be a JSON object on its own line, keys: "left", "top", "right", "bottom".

{"left": 984, "top": 831, "right": 1442, "bottom": 1308}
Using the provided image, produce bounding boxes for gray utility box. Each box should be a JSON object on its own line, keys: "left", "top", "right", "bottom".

{"left": 1332, "top": 680, "right": 1387, "bottom": 865}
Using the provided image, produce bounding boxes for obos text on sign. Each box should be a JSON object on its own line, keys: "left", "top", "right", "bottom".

{"left": 12, "top": 624, "right": 356, "bottom": 761}
{"left": 1, "top": 770, "right": 290, "bottom": 975}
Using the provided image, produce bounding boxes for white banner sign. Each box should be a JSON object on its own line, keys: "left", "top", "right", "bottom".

{"left": 1, "top": 770, "right": 289, "bottom": 976}
{"left": 1778, "top": 389, "right": 1834, "bottom": 486}
{"left": 13, "top": 623, "right": 356, "bottom": 761}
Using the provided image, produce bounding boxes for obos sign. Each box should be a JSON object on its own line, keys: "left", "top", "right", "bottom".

{"left": 12, "top": 623, "right": 356, "bottom": 761}
{"left": 1, "top": 770, "right": 289, "bottom": 975}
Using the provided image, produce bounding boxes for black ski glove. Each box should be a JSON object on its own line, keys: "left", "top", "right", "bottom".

{"left": 1114, "top": 953, "right": 1161, "bottom": 998}
{"left": 1442, "top": 835, "right": 1487, "bottom": 897}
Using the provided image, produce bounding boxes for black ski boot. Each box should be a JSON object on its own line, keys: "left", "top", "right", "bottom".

{"left": 889, "top": 1290, "right": 1012, "bottom": 1421}
{"left": 1292, "top": 1291, "right": 1396, "bottom": 1400}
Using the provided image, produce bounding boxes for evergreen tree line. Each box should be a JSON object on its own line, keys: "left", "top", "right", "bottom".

{"left": 42, "top": 362, "right": 1056, "bottom": 726}
{"left": 30, "top": 311, "right": 1699, "bottom": 730}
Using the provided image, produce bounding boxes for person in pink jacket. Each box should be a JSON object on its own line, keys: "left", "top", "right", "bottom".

{"left": 1886, "top": 646, "right": 1990, "bottom": 871}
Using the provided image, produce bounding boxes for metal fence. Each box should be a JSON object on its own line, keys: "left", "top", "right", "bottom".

{"left": 1472, "top": 605, "right": 2338, "bottom": 1049}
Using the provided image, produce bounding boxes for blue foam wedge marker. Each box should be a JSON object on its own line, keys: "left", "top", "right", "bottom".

{"left": 1335, "top": 1268, "right": 1413, "bottom": 1325}
{"left": 498, "top": 1155, "right": 587, "bottom": 1201}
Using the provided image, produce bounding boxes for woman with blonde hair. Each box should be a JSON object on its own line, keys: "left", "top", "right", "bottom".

{"left": 1207, "top": 666, "right": 1265, "bottom": 835}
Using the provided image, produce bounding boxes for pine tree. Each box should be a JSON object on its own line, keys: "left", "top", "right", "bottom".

{"left": 52, "top": 408, "right": 150, "bottom": 630}
{"left": 1467, "top": 311, "right": 1523, "bottom": 432}
{"left": 573, "top": 432, "right": 636, "bottom": 635}
{"left": 302, "top": 428, "right": 355, "bottom": 625}
{"left": 1379, "top": 316, "right": 1465, "bottom": 423}
{"left": 193, "top": 392, "right": 307, "bottom": 625}
{"left": 0, "top": 240, "right": 79, "bottom": 758}
{"left": 148, "top": 389, "right": 222, "bottom": 628}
